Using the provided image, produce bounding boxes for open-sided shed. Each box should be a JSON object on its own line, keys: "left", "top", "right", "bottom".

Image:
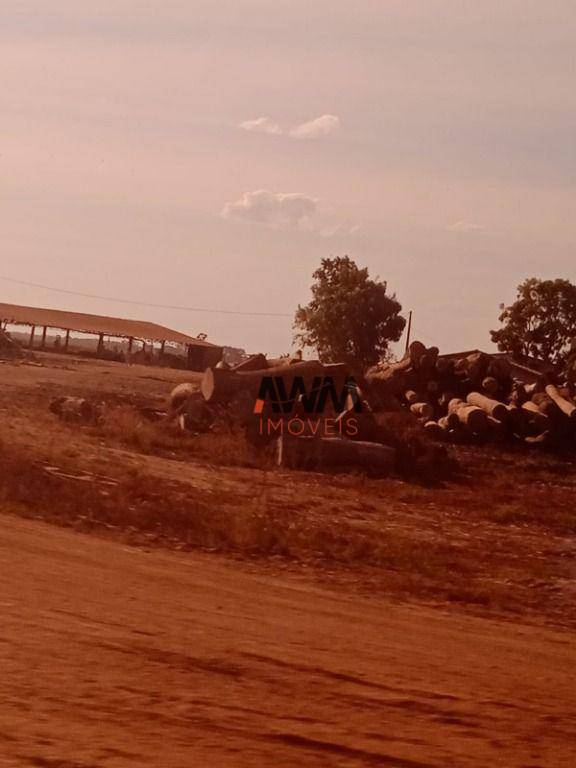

{"left": 0, "top": 301, "right": 223, "bottom": 370}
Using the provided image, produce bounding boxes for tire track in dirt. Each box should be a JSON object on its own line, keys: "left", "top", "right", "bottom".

{"left": 1, "top": 514, "right": 575, "bottom": 767}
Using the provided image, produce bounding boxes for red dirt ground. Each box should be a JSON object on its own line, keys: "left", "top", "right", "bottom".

{"left": 1, "top": 514, "right": 574, "bottom": 768}
{"left": 1, "top": 352, "right": 575, "bottom": 766}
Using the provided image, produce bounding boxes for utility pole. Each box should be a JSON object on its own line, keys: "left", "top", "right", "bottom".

{"left": 404, "top": 310, "right": 413, "bottom": 354}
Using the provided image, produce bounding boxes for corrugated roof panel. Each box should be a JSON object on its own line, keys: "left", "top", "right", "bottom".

{"left": 0, "top": 302, "right": 220, "bottom": 348}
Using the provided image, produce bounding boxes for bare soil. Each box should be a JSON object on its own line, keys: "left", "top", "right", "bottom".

{"left": 0, "top": 352, "right": 575, "bottom": 766}
{"left": 1, "top": 514, "right": 575, "bottom": 767}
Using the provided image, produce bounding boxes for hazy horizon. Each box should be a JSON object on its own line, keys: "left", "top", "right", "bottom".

{"left": 2, "top": 1, "right": 575, "bottom": 356}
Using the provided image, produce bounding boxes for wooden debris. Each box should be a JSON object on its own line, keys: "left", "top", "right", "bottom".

{"left": 49, "top": 397, "right": 101, "bottom": 423}
{"left": 276, "top": 435, "right": 395, "bottom": 476}
{"left": 176, "top": 393, "right": 216, "bottom": 432}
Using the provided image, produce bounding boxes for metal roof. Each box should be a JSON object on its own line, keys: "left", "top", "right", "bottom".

{"left": 0, "top": 302, "right": 220, "bottom": 348}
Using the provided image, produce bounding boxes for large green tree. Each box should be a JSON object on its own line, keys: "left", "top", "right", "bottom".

{"left": 294, "top": 256, "right": 406, "bottom": 369}
{"left": 491, "top": 277, "right": 576, "bottom": 365}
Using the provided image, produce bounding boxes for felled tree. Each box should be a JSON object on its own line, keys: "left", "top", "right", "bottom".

{"left": 491, "top": 277, "right": 576, "bottom": 365}
{"left": 294, "top": 256, "right": 406, "bottom": 369}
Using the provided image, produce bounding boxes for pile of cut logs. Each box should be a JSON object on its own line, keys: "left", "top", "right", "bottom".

{"left": 170, "top": 353, "right": 441, "bottom": 475}
{"left": 365, "top": 341, "right": 576, "bottom": 447}
{"left": 164, "top": 343, "right": 575, "bottom": 478}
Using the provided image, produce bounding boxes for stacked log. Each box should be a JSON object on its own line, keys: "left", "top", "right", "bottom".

{"left": 365, "top": 340, "right": 576, "bottom": 448}
{"left": 200, "top": 361, "right": 349, "bottom": 405}
{"left": 232, "top": 353, "right": 267, "bottom": 372}
{"left": 166, "top": 341, "right": 576, "bottom": 472}
{"left": 448, "top": 398, "right": 489, "bottom": 435}
{"left": 545, "top": 384, "right": 576, "bottom": 420}
{"left": 466, "top": 392, "right": 509, "bottom": 423}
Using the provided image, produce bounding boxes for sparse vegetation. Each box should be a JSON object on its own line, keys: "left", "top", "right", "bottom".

{"left": 0, "top": 442, "right": 493, "bottom": 608}
{"left": 95, "top": 405, "right": 270, "bottom": 468}
{"left": 0, "top": 355, "right": 575, "bottom": 626}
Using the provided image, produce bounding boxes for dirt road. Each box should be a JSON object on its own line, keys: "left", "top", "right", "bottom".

{"left": 0, "top": 515, "right": 574, "bottom": 767}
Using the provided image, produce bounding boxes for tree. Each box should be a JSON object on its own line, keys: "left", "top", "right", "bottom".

{"left": 294, "top": 256, "right": 406, "bottom": 369}
{"left": 491, "top": 277, "right": 576, "bottom": 366}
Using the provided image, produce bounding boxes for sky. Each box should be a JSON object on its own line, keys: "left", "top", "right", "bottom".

{"left": 1, "top": 1, "right": 575, "bottom": 356}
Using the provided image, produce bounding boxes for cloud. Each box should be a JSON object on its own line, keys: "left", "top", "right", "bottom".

{"left": 320, "top": 223, "right": 362, "bottom": 238}
{"left": 238, "top": 116, "right": 282, "bottom": 135}
{"left": 289, "top": 114, "right": 340, "bottom": 139}
{"left": 237, "top": 114, "right": 341, "bottom": 139}
{"left": 221, "top": 190, "right": 319, "bottom": 228}
{"left": 446, "top": 220, "right": 485, "bottom": 232}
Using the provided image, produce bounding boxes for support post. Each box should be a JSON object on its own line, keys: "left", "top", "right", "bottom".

{"left": 404, "top": 310, "right": 413, "bottom": 354}
{"left": 41, "top": 326, "right": 48, "bottom": 349}
{"left": 64, "top": 329, "right": 70, "bottom": 351}
{"left": 97, "top": 333, "right": 104, "bottom": 354}
{"left": 29, "top": 326, "right": 36, "bottom": 349}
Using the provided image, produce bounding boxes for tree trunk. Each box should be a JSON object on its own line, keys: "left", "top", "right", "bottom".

{"left": 545, "top": 384, "right": 576, "bottom": 419}
{"left": 404, "top": 389, "right": 419, "bottom": 404}
{"left": 276, "top": 435, "right": 395, "bottom": 475}
{"left": 481, "top": 376, "right": 499, "bottom": 396}
{"left": 532, "top": 392, "right": 559, "bottom": 418}
{"left": 168, "top": 382, "right": 197, "bottom": 412}
{"left": 448, "top": 398, "right": 489, "bottom": 434}
{"left": 233, "top": 353, "right": 268, "bottom": 372}
{"left": 410, "top": 402, "right": 434, "bottom": 420}
{"left": 521, "top": 401, "right": 550, "bottom": 430}
{"left": 423, "top": 421, "right": 445, "bottom": 440}
{"left": 466, "top": 392, "right": 509, "bottom": 422}
{"left": 201, "top": 361, "right": 349, "bottom": 404}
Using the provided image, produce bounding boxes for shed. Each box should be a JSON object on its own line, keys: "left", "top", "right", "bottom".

{"left": 0, "top": 301, "right": 223, "bottom": 370}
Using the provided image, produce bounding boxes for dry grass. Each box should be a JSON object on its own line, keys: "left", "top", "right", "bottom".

{"left": 97, "top": 406, "right": 168, "bottom": 454}
{"left": 1, "top": 357, "right": 576, "bottom": 626}
{"left": 0, "top": 442, "right": 474, "bottom": 603}
{"left": 96, "top": 404, "right": 454, "bottom": 483}
{"left": 95, "top": 405, "right": 272, "bottom": 469}
{"left": 0, "top": 436, "right": 572, "bottom": 620}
